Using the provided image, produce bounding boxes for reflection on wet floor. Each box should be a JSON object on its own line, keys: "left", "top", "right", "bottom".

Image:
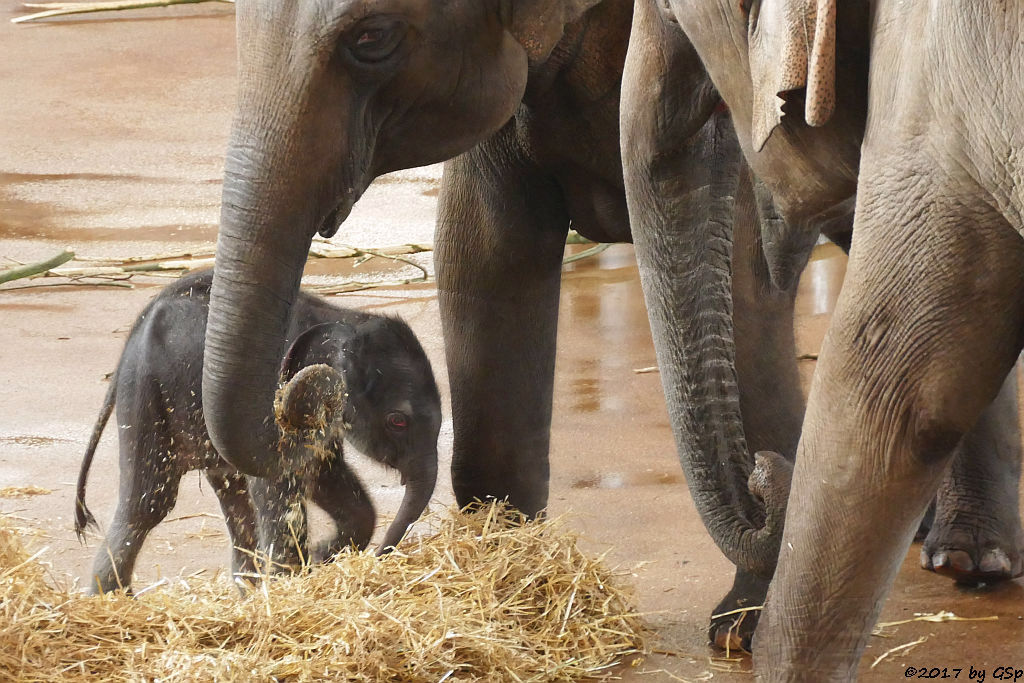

{"left": 572, "top": 470, "right": 684, "bottom": 489}
{"left": 559, "top": 244, "right": 656, "bottom": 416}
{"left": 556, "top": 241, "right": 850, "bottom": 420}
{"left": 799, "top": 242, "right": 848, "bottom": 317}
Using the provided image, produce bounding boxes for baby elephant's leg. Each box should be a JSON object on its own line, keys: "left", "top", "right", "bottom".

{"left": 88, "top": 417, "right": 183, "bottom": 594}
{"left": 311, "top": 453, "right": 375, "bottom": 559}
{"left": 205, "top": 470, "right": 258, "bottom": 583}
{"left": 246, "top": 472, "right": 309, "bottom": 574}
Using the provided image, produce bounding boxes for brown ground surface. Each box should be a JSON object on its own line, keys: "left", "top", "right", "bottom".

{"left": 1, "top": 3, "right": 1021, "bottom": 680}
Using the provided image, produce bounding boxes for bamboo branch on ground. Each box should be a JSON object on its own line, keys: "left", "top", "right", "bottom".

{"left": 561, "top": 243, "right": 611, "bottom": 265}
{"left": 2, "top": 236, "right": 609, "bottom": 294}
{"left": 308, "top": 241, "right": 433, "bottom": 260}
{"left": 46, "top": 257, "right": 215, "bottom": 278}
{"left": 309, "top": 275, "right": 434, "bottom": 296}
{"left": 565, "top": 230, "right": 595, "bottom": 245}
{"left": 12, "top": 0, "right": 233, "bottom": 24}
{"left": 74, "top": 247, "right": 216, "bottom": 264}
{"left": 0, "top": 249, "right": 74, "bottom": 284}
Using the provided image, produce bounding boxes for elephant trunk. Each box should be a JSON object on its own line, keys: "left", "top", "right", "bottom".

{"left": 377, "top": 452, "right": 438, "bottom": 555}
{"left": 202, "top": 33, "right": 363, "bottom": 477}
{"left": 203, "top": 158, "right": 317, "bottom": 478}
{"left": 627, "top": 108, "right": 790, "bottom": 578}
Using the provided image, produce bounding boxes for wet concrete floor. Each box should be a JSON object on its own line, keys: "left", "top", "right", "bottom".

{"left": 1, "top": 3, "right": 1021, "bottom": 680}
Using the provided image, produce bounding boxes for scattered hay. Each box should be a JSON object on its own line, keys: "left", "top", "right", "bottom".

{"left": 869, "top": 636, "right": 928, "bottom": 669}
{"left": 0, "top": 485, "right": 52, "bottom": 499}
{"left": 1, "top": 503, "right": 646, "bottom": 681}
{"left": 871, "top": 610, "right": 1000, "bottom": 639}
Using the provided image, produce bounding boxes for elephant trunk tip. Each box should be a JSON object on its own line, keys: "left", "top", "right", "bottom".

{"left": 274, "top": 364, "right": 347, "bottom": 433}
{"left": 376, "top": 456, "right": 438, "bottom": 556}
{"left": 745, "top": 450, "right": 794, "bottom": 574}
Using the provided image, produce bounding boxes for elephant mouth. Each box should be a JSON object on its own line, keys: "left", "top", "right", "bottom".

{"left": 317, "top": 180, "right": 370, "bottom": 238}
{"left": 317, "top": 200, "right": 349, "bottom": 238}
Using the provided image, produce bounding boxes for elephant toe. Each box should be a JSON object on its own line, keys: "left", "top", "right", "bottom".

{"left": 708, "top": 569, "right": 767, "bottom": 654}
{"left": 978, "top": 548, "right": 1014, "bottom": 576}
{"left": 921, "top": 524, "right": 1024, "bottom": 585}
{"left": 709, "top": 615, "right": 754, "bottom": 653}
{"left": 930, "top": 549, "right": 975, "bottom": 576}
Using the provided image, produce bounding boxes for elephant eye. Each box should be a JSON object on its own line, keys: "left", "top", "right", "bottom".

{"left": 345, "top": 18, "right": 407, "bottom": 64}
{"left": 357, "top": 29, "right": 384, "bottom": 45}
{"left": 386, "top": 412, "right": 408, "bottom": 431}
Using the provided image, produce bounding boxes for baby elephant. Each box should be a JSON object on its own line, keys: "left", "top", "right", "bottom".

{"left": 75, "top": 269, "right": 441, "bottom": 594}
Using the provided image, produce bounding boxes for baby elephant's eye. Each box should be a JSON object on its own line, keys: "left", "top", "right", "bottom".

{"left": 386, "top": 412, "right": 408, "bottom": 431}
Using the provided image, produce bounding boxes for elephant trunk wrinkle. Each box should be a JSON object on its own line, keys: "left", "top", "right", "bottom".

{"left": 629, "top": 108, "right": 788, "bottom": 579}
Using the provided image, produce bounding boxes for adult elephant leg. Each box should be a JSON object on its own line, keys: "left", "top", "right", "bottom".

{"left": 622, "top": 0, "right": 792, "bottom": 642}
{"left": 711, "top": 167, "right": 807, "bottom": 650}
{"left": 437, "top": 129, "right": 570, "bottom": 517}
{"left": 755, "top": 163, "right": 1024, "bottom": 679}
{"left": 922, "top": 366, "right": 1024, "bottom": 582}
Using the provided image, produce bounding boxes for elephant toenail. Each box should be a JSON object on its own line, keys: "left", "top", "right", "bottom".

{"left": 932, "top": 551, "right": 949, "bottom": 569}
{"left": 947, "top": 550, "right": 976, "bottom": 573}
{"left": 979, "top": 549, "right": 1012, "bottom": 575}
{"left": 713, "top": 624, "right": 745, "bottom": 652}
{"left": 920, "top": 548, "right": 933, "bottom": 570}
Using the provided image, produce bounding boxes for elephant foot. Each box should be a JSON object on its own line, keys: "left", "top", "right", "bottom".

{"left": 708, "top": 569, "right": 770, "bottom": 652}
{"left": 914, "top": 499, "right": 936, "bottom": 542}
{"left": 920, "top": 516, "right": 1024, "bottom": 585}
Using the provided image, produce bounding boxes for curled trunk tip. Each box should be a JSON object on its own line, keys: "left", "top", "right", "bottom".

{"left": 749, "top": 451, "right": 793, "bottom": 544}
{"left": 274, "top": 364, "right": 348, "bottom": 433}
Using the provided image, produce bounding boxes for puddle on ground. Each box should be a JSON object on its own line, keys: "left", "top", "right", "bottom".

{"left": 569, "top": 377, "right": 601, "bottom": 413}
{"left": 5, "top": 222, "right": 220, "bottom": 243}
{"left": 0, "top": 435, "right": 76, "bottom": 448}
{"left": 572, "top": 471, "right": 683, "bottom": 489}
{"left": 0, "top": 301, "right": 76, "bottom": 313}
{"left": 797, "top": 244, "right": 848, "bottom": 318}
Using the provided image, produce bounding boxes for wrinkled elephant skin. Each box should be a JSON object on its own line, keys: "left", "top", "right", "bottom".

{"left": 200, "top": 0, "right": 805, "bottom": 647}
{"left": 632, "top": 0, "right": 1024, "bottom": 678}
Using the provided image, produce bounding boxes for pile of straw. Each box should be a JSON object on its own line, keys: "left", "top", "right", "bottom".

{"left": 1, "top": 504, "right": 645, "bottom": 681}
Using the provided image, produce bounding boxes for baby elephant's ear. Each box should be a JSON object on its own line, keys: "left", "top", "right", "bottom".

{"left": 280, "top": 322, "right": 354, "bottom": 383}
{"left": 747, "top": 0, "right": 836, "bottom": 151}
{"left": 500, "top": 0, "right": 603, "bottom": 63}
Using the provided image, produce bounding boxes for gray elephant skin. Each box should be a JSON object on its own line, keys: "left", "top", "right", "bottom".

{"left": 199, "top": 0, "right": 808, "bottom": 647}
{"left": 624, "top": 0, "right": 1024, "bottom": 678}
{"left": 198, "top": 0, "right": 1021, "bottom": 665}
{"left": 75, "top": 269, "right": 441, "bottom": 594}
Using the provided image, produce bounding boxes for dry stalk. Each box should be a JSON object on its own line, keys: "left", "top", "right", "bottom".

{"left": 0, "top": 503, "right": 646, "bottom": 681}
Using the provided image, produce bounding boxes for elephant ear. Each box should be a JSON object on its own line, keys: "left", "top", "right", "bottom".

{"left": 501, "top": 0, "right": 603, "bottom": 63}
{"left": 280, "top": 322, "right": 354, "bottom": 383}
{"left": 747, "top": 0, "right": 837, "bottom": 151}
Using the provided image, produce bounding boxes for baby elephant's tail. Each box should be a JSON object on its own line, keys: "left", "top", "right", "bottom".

{"left": 75, "top": 375, "right": 116, "bottom": 542}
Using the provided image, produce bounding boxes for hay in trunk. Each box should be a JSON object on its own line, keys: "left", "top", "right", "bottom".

{"left": 1, "top": 503, "right": 645, "bottom": 681}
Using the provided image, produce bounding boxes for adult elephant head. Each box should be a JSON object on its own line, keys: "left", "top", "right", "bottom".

{"left": 667, "top": 0, "right": 869, "bottom": 226}
{"left": 202, "top": 0, "right": 602, "bottom": 479}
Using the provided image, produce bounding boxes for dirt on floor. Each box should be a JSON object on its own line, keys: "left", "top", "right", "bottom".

{"left": 1, "top": 2, "right": 1021, "bottom": 680}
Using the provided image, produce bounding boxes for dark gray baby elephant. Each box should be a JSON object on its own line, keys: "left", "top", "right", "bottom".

{"left": 75, "top": 269, "right": 441, "bottom": 594}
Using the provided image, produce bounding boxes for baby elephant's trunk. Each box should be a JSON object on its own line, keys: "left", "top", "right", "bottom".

{"left": 378, "top": 453, "right": 438, "bottom": 555}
